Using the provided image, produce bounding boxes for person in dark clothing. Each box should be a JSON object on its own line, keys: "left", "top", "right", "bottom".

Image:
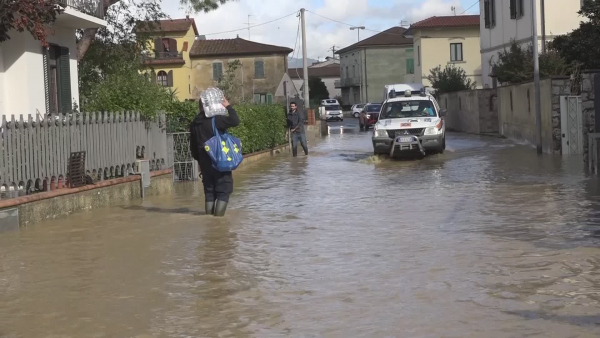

{"left": 190, "top": 98, "right": 240, "bottom": 216}
{"left": 287, "top": 102, "right": 308, "bottom": 157}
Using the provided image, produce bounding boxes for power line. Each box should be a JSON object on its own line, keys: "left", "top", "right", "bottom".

{"left": 289, "top": 14, "right": 301, "bottom": 61}
{"left": 202, "top": 10, "right": 299, "bottom": 36}
{"left": 305, "top": 10, "right": 408, "bottom": 37}
{"left": 460, "top": 0, "right": 480, "bottom": 15}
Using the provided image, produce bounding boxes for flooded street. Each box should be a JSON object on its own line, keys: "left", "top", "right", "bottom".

{"left": 1, "top": 120, "right": 600, "bottom": 337}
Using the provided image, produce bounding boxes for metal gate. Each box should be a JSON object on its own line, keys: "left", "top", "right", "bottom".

{"left": 169, "top": 132, "right": 199, "bottom": 181}
{"left": 560, "top": 96, "right": 584, "bottom": 155}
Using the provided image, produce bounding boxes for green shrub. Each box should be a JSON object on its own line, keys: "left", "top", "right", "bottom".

{"left": 165, "top": 99, "right": 198, "bottom": 133}
{"left": 230, "top": 104, "right": 287, "bottom": 154}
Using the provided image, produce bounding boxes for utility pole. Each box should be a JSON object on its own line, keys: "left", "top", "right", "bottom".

{"left": 300, "top": 8, "right": 310, "bottom": 108}
{"left": 532, "top": 0, "right": 542, "bottom": 154}
{"left": 328, "top": 45, "right": 339, "bottom": 59}
{"left": 541, "top": 0, "right": 546, "bottom": 53}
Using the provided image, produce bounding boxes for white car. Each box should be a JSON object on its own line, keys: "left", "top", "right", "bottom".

{"left": 351, "top": 104, "right": 365, "bottom": 118}
{"left": 321, "top": 99, "right": 340, "bottom": 106}
{"left": 323, "top": 104, "right": 343, "bottom": 122}
{"left": 372, "top": 89, "right": 446, "bottom": 157}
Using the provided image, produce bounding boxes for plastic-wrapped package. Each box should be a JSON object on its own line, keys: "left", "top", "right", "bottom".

{"left": 200, "top": 87, "right": 228, "bottom": 117}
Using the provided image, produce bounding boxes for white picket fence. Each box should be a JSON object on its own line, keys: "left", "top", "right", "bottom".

{"left": 0, "top": 112, "right": 168, "bottom": 196}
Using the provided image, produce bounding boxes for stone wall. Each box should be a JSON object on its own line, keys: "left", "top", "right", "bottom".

{"left": 438, "top": 88, "right": 498, "bottom": 135}
{"left": 551, "top": 77, "right": 573, "bottom": 153}
{"left": 581, "top": 71, "right": 599, "bottom": 162}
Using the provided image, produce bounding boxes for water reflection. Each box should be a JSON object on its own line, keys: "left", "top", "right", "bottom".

{"left": 0, "top": 129, "right": 599, "bottom": 337}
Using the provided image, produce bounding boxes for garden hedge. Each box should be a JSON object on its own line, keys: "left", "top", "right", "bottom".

{"left": 167, "top": 103, "right": 288, "bottom": 155}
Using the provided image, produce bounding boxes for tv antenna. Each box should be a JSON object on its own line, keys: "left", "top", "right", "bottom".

{"left": 246, "top": 15, "right": 255, "bottom": 40}
{"left": 451, "top": 6, "right": 457, "bottom": 15}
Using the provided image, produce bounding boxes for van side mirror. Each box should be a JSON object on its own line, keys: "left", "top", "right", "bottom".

{"left": 389, "top": 90, "right": 396, "bottom": 99}
{"left": 439, "top": 109, "right": 447, "bottom": 117}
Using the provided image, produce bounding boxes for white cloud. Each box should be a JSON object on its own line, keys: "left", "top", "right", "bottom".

{"left": 161, "top": 0, "right": 476, "bottom": 60}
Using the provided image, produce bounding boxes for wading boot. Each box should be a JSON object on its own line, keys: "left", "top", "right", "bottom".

{"left": 214, "top": 200, "right": 228, "bottom": 217}
{"left": 205, "top": 201, "right": 215, "bottom": 215}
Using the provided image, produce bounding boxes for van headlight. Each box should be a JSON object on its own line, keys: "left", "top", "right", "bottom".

{"left": 424, "top": 127, "right": 442, "bottom": 135}
{"left": 374, "top": 128, "right": 389, "bottom": 138}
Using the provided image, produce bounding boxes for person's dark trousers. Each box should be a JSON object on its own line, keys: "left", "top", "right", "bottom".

{"left": 291, "top": 132, "right": 308, "bottom": 157}
{"left": 201, "top": 165, "right": 233, "bottom": 203}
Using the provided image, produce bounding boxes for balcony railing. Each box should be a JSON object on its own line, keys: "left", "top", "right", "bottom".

{"left": 338, "top": 77, "right": 362, "bottom": 88}
{"left": 153, "top": 51, "right": 183, "bottom": 59}
{"left": 141, "top": 51, "right": 184, "bottom": 65}
{"left": 58, "top": 0, "right": 104, "bottom": 19}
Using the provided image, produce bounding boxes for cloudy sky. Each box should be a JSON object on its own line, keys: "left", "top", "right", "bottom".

{"left": 162, "top": 0, "right": 480, "bottom": 60}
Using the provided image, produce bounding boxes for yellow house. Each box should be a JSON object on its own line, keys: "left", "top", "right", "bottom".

{"left": 138, "top": 17, "right": 198, "bottom": 100}
{"left": 189, "top": 37, "right": 292, "bottom": 104}
{"left": 410, "top": 15, "right": 482, "bottom": 88}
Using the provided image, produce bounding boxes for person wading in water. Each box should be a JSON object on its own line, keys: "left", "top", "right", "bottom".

{"left": 190, "top": 98, "right": 240, "bottom": 216}
{"left": 287, "top": 102, "right": 308, "bottom": 157}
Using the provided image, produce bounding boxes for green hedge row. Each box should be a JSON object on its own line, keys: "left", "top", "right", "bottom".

{"left": 167, "top": 103, "right": 287, "bottom": 155}
{"left": 229, "top": 104, "right": 287, "bottom": 154}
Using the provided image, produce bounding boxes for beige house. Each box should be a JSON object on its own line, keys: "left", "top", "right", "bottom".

{"left": 410, "top": 15, "right": 482, "bottom": 88}
{"left": 189, "top": 37, "right": 292, "bottom": 103}
{"left": 480, "top": 0, "right": 583, "bottom": 88}
{"left": 336, "top": 27, "right": 414, "bottom": 105}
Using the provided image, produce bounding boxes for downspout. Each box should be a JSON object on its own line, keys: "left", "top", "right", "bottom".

{"left": 364, "top": 48, "right": 368, "bottom": 102}
{"left": 541, "top": 0, "right": 546, "bottom": 53}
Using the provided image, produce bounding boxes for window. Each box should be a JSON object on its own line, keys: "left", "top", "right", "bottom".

{"left": 154, "top": 38, "right": 178, "bottom": 58}
{"left": 346, "top": 66, "right": 349, "bottom": 78}
{"left": 157, "top": 71, "right": 168, "bottom": 87}
{"left": 510, "top": 0, "right": 524, "bottom": 19}
{"left": 406, "top": 58, "right": 414, "bottom": 74}
{"left": 484, "top": 0, "right": 496, "bottom": 28}
{"left": 254, "top": 93, "right": 270, "bottom": 104}
{"left": 450, "top": 43, "right": 463, "bottom": 62}
{"left": 213, "top": 63, "right": 223, "bottom": 81}
{"left": 353, "top": 65, "right": 356, "bottom": 77}
{"left": 417, "top": 46, "right": 421, "bottom": 66}
{"left": 254, "top": 60, "right": 265, "bottom": 79}
{"left": 43, "top": 45, "right": 71, "bottom": 114}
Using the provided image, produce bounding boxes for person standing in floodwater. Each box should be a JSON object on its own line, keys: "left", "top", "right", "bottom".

{"left": 287, "top": 102, "right": 308, "bottom": 157}
{"left": 190, "top": 98, "right": 240, "bottom": 216}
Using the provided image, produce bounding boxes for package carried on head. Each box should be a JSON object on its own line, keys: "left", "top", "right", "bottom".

{"left": 200, "top": 87, "right": 228, "bottom": 118}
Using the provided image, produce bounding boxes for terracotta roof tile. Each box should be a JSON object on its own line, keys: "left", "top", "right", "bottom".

{"left": 136, "top": 18, "right": 198, "bottom": 35}
{"left": 288, "top": 65, "right": 340, "bottom": 79}
{"left": 336, "top": 27, "right": 412, "bottom": 55}
{"left": 411, "top": 15, "right": 480, "bottom": 29}
{"left": 190, "top": 37, "right": 293, "bottom": 57}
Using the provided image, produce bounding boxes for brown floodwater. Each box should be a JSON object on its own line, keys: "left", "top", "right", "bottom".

{"left": 1, "top": 121, "right": 600, "bottom": 337}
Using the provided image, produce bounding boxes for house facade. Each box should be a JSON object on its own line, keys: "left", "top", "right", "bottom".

{"left": 138, "top": 17, "right": 198, "bottom": 101}
{"left": 189, "top": 37, "right": 292, "bottom": 104}
{"left": 411, "top": 15, "right": 482, "bottom": 88}
{"left": 0, "top": 1, "right": 106, "bottom": 116}
{"left": 480, "top": 0, "right": 583, "bottom": 88}
{"left": 289, "top": 61, "right": 341, "bottom": 101}
{"left": 336, "top": 27, "right": 414, "bottom": 105}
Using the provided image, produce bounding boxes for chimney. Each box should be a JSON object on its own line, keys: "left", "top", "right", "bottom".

{"left": 186, "top": 15, "right": 189, "bottom": 19}
{"left": 195, "top": 35, "right": 206, "bottom": 41}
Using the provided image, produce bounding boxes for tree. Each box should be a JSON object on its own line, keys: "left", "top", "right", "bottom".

{"left": 77, "top": 0, "right": 236, "bottom": 60}
{"left": 217, "top": 60, "right": 243, "bottom": 103}
{"left": 491, "top": 41, "right": 569, "bottom": 85}
{"left": 0, "top": 0, "right": 62, "bottom": 47}
{"left": 550, "top": 0, "right": 600, "bottom": 70}
{"left": 309, "top": 77, "right": 330, "bottom": 103}
{"left": 427, "top": 65, "right": 476, "bottom": 95}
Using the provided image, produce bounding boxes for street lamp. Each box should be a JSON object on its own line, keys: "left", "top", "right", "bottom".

{"left": 350, "top": 26, "right": 365, "bottom": 42}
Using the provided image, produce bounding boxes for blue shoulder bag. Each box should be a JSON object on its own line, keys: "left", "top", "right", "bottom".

{"left": 204, "top": 118, "right": 243, "bottom": 171}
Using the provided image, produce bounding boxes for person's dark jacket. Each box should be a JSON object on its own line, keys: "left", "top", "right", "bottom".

{"left": 287, "top": 109, "right": 305, "bottom": 134}
{"left": 190, "top": 105, "right": 240, "bottom": 169}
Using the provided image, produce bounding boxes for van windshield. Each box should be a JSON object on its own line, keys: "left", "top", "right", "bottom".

{"left": 381, "top": 100, "right": 436, "bottom": 119}
{"left": 325, "top": 105, "right": 342, "bottom": 111}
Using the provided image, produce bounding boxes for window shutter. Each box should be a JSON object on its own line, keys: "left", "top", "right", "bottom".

{"left": 169, "top": 39, "right": 177, "bottom": 54}
{"left": 213, "top": 63, "right": 223, "bottom": 81}
{"left": 519, "top": 0, "right": 524, "bottom": 17}
{"left": 42, "top": 47, "right": 50, "bottom": 115}
{"left": 491, "top": 0, "right": 496, "bottom": 26}
{"left": 255, "top": 60, "right": 264, "bottom": 78}
{"left": 167, "top": 70, "right": 174, "bottom": 87}
{"left": 484, "top": 0, "right": 490, "bottom": 28}
{"left": 253, "top": 94, "right": 260, "bottom": 103}
{"left": 510, "top": 0, "right": 517, "bottom": 19}
{"left": 154, "top": 38, "right": 163, "bottom": 53}
{"left": 182, "top": 41, "right": 188, "bottom": 52}
{"left": 267, "top": 94, "right": 273, "bottom": 104}
{"left": 58, "top": 47, "right": 71, "bottom": 113}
